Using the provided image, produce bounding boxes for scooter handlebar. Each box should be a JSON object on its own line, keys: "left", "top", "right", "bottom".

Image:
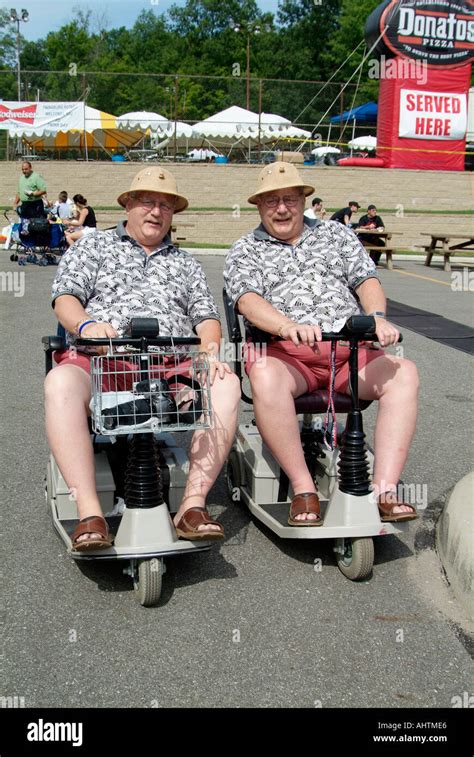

{"left": 76, "top": 336, "right": 201, "bottom": 347}
{"left": 320, "top": 315, "right": 403, "bottom": 343}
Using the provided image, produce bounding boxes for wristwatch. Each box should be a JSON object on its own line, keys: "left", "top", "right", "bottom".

{"left": 368, "top": 311, "right": 386, "bottom": 318}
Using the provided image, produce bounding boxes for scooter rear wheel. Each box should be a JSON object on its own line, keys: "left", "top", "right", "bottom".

{"left": 134, "top": 558, "right": 163, "bottom": 607}
{"left": 335, "top": 537, "right": 374, "bottom": 581}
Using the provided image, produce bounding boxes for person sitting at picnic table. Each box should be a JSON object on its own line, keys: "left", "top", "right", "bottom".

{"left": 304, "top": 197, "right": 327, "bottom": 221}
{"left": 330, "top": 201, "right": 360, "bottom": 228}
{"left": 355, "top": 204, "right": 385, "bottom": 265}
{"left": 51, "top": 191, "right": 74, "bottom": 221}
{"left": 65, "top": 194, "right": 97, "bottom": 246}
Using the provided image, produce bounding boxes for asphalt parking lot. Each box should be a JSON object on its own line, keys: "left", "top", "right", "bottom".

{"left": 1, "top": 251, "right": 472, "bottom": 709}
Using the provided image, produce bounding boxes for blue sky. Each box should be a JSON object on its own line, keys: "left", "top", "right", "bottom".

{"left": 5, "top": 0, "right": 281, "bottom": 41}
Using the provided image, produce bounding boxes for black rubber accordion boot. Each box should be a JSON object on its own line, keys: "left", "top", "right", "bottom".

{"left": 124, "top": 433, "right": 164, "bottom": 508}
{"left": 338, "top": 409, "right": 371, "bottom": 495}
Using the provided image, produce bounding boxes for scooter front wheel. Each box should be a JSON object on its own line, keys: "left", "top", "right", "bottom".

{"left": 334, "top": 537, "right": 374, "bottom": 581}
{"left": 133, "top": 558, "right": 163, "bottom": 607}
{"left": 226, "top": 449, "right": 244, "bottom": 502}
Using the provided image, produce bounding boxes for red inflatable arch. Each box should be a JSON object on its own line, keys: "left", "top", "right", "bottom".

{"left": 365, "top": 0, "right": 474, "bottom": 171}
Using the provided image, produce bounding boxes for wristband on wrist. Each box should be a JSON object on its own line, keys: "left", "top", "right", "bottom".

{"left": 77, "top": 319, "right": 97, "bottom": 335}
{"left": 368, "top": 311, "right": 386, "bottom": 318}
{"left": 74, "top": 318, "right": 89, "bottom": 335}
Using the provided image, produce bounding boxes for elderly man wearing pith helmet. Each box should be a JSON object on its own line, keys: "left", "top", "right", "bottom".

{"left": 224, "top": 162, "right": 419, "bottom": 526}
{"left": 45, "top": 167, "right": 240, "bottom": 550}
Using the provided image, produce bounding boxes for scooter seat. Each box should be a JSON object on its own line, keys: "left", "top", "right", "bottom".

{"left": 294, "top": 391, "right": 371, "bottom": 414}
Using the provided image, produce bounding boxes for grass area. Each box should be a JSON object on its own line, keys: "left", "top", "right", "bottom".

{"left": 100, "top": 206, "right": 474, "bottom": 215}
{"left": 3, "top": 204, "right": 470, "bottom": 215}
{"left": 184, "top": 242, "right": 229, "bottom": 249}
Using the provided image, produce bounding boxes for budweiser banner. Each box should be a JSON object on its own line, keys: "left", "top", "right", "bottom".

{"left": 0, "top": 101, "right": 85, "bottom": 134}
{"left": 399, "top": 89, "right": 467, "bottom": 139}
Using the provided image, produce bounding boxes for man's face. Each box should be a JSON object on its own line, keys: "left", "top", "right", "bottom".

{"left": 368, "top": 207, "right": 377, "bottom": 218}
{"left": 314, "top": 202, "right": 323, "bottom": 212}
{"left": 22, "top": 163, "right": 32, "bottom": 177}
{"left": 350, "top": 204, "right": 359, "bottom": 213}
{"left": 256, "top": 187, "right": 305, "bottom": 243}
{"left": 125, "top": 191, "right": 176, "bottom": 247}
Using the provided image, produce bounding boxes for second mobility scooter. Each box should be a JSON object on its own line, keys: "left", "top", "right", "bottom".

{"left": 223, "top": 292, "right": 414, "bottom": 581}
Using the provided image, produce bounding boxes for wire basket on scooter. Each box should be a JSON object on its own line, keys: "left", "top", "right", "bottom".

{"left": 90, "top": 348, "right": 213, "bottom": 435}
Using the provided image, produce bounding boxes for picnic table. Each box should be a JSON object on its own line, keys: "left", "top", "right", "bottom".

{"left": 419, "top": 233, "right": 474, "bottom": 272}
{"left": 171, "top": 222, "right": 195, "bottom": 247}
{"left": 355, "top": 229, "right": 402, "bottom": 270}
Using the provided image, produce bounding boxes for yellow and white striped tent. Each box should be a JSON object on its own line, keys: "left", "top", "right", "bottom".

{"left": 3, "top": 102, "right": 142, "bottom": 153}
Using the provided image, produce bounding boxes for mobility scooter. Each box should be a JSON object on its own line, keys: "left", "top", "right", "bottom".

{"left": 223, "top": 291, "right": 412, "bottom": 581}
{"left": 43, "top": 318, "right": 215, "bottom": 607}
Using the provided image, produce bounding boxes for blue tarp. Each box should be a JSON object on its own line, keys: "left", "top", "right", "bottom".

{"left": 330, "top": 101, "right": 378, "bottom": 124}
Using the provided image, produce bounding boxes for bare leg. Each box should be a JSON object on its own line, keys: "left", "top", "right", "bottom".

{"left": 173, "top": 371, "right": 240, "bottom": 532}
{"left": 249, "top": 357, "right": 319, "bottom": 521}
{"left": 357, "top": 355, "right": 419, "bottom": 513}
{"left": 45, "top": 364, "right": 103, "bottom": 542}
{"left": 65, "top": 230, "right": 83, "bottom": 247}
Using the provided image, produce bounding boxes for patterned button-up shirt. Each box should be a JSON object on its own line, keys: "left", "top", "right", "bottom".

{"left": 52, "top": 221, "right": 219, "bottom": 341}
{"left": 224, "top": 219, "right": 379, "bottom": 333}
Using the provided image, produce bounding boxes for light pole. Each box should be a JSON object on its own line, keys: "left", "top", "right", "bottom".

{"left": 233, "top": 22, "right": 261, "bottom": 110}
{"left": 10, "top": 8, "right": 29, "bottom": 101}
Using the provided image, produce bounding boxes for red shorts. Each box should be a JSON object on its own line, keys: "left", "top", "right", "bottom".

{"left": 244, "top": 339, "right": 384, "bottom": 394}
{"left": 54, "top": 349, "right": 193, "bottom": 391}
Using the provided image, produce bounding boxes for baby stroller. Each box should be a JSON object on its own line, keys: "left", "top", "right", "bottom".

{"left": 6, "top": 210, "right": 67, "bottom": 266}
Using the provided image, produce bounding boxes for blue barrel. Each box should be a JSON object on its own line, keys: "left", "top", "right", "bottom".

{"left": 215, "top": 156, "right": 228, "bottom": 164}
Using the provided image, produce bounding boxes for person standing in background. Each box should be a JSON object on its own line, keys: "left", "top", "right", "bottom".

{"left": 13, "top": 161, "right": 47, "bottom": 218}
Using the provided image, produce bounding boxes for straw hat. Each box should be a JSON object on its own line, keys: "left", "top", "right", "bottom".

{"left": 117, "top": 167, "right": 189, "bottom": 213}
{"left": 248, "top": 162, "right": 315, "bottom": 205}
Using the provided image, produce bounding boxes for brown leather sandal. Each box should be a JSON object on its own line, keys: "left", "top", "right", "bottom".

{"left": 174, "top": 507, "right": 225, "bottom": 541}
{"left": 378, "top": 492, "right": 418, "bottom": 522}
{"left": 288, "top": 492, "right": 323, "bottom": 527}
{"left": 71, "top": 516, "right": 114, "bottom": 552}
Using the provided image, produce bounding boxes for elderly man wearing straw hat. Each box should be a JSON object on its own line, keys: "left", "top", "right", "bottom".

{"left": 224, "top": 162, "right": 419, "bottom": 526}
{"left": 45, "top": 167, "right": 240, "bottom": 549}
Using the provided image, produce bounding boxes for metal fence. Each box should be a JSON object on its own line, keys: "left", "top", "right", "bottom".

{"left": 0, "top": 70, "right": 375, "bottom": 162}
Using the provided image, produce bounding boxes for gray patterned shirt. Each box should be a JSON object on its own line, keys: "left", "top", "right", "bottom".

{"left": 52, "top": 221, "right": 219, "bottom": 341}
{"left": 224, "top": 219, "right": 379, "bottom": 333}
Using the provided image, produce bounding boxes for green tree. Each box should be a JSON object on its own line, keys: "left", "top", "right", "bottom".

{"left": 323, "top": 0, "right": 382, "bottom": 101}
{"left": 0, "top": 8, "right": 24, "bottom": 98}
{"left": 276, "top": 0, "right": 343, "bottom": 79}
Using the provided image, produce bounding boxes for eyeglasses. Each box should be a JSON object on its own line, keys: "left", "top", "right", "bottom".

{"left": 262, "top": 194, "right": 302, "bottom": 209}
{"left": 134, "top": 196, "right": 175, "bottom": 213}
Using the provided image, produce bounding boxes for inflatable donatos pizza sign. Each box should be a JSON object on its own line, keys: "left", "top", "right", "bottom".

{"left": 365, "top": 0, "right": 474, "bottom": 170}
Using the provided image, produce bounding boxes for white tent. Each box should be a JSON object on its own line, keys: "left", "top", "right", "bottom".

{"left": 348, "top": 135, "right": 377, "bottom": 150}
{"left": 117, "top": 110, "right": 193, "bottom": 139}
{"left": 187, "top": 148, "right": 223, "bottom": 161}
{"left": 311, "top": 146, "right": 341, "bottom": 156}
{"left": 117, "top": 110, "right": 167, "bottom": 130}
{"left": 192, "top": 105, "right": 310, "bottom": 141}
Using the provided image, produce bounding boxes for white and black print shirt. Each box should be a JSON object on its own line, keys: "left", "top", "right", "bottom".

{"left": 224, "top": 219, "right": 379, "bottom": 333}
{"left": 52, "top": 221, "right": 220, "bottom": 340}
